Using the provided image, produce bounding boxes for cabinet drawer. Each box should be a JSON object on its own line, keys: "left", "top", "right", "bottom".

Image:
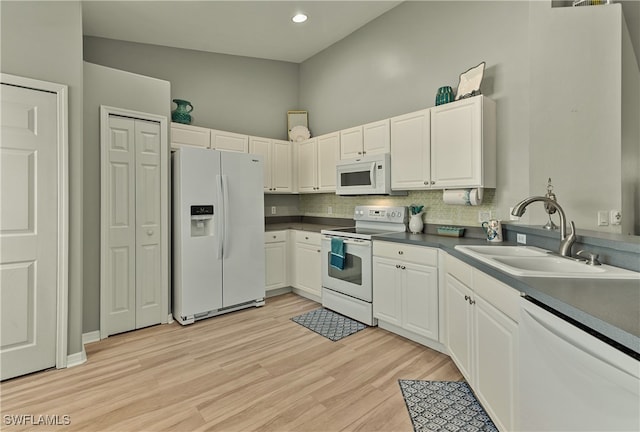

{"left": 445, "top": 254, "right": 473, "bottom": 287}
{"left": 374, "top": 241, "right": 437, "bottom": 266}
{"left": 296, "top": 231, "right": 321, "bottom": 246}
{"left": 473, "top": 270, "right": 520, "bottom": 322}
{"left": 264, "top": 231, "right": 287, "bottom": 243}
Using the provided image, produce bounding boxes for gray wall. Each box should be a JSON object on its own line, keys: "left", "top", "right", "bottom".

{"left": 299, "top": 0, "right": 531, "bottom": 224}
{"left": 1, "top": 1, "right": 85, "bottom": 355}
{"left": 83, "top": 62, "right": 171, "bottom": 333}
{"left": 83, "top": 36, "right": 299, "bottom": 140}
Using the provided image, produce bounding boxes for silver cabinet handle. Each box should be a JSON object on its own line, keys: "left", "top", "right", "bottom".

{"left": 400, "top": 265, "right": 406, "bottom": 270}
{"left": 398, "top": 250, "right": 403, "bottom": 255}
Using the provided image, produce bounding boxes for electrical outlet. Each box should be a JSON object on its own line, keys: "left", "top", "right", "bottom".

{"left": 328, "top": 206, "right": 333, "bottom": 215}
{"left": 271, "top": 206, "right": 277, "bottom": 215}
{"left": 478, "top": 211, "right": 491, "bottom": 223}
{"left": 597, "top": 210, "right": 609, "bottom": 226}
{"left": 610, "top": 210, "right": 621, "bottom": 225}
{"left": 517, "top": 233, "right": 526, "bottom": 244}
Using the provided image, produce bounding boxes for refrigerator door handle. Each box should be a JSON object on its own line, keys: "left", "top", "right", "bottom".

{"left": 216, "top": 174, "right": 224, "bottom": 259}
{"left": 222, "top": 174, "right": 230, "bottom": 258}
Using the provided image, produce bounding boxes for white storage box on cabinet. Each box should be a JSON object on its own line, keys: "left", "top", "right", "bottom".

{"left": 297, "top": 132, "right": 340, "bottom": 193}
{"left": 170, "top": 122, "right": 210, "bottom": 150}
{"left": 210, "top": 128, "right": 248, "bottom": 153}
{"left": 340, "top": 119, "right": 390, "bottom": 159}
{"left": 430, "top": 95, "right": 496, "bottom": 188}
{"left": 292, "top": 231, "right": 322, "bottom": 301}
{"left": 250, "top": 137, "right": 293, "bottom": 193}
{"left": 445, "top": 253, "right": 519, "bottom": 432}
{"left": 264, "top": 231, "right": 288, "bottom": 294}
{"left": 373, "top": 241, "right": 439, "bottom": 345}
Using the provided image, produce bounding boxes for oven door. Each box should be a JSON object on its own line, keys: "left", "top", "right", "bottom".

{"left": 321, "top": 236, "right": 372, "bottom": 302}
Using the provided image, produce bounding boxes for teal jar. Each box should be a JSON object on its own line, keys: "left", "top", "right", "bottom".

{"left": 171, "top": 99, "right": 193, "bottom": 124}
{"left": 435, "top": 86, "right": 454, "bottom": 106}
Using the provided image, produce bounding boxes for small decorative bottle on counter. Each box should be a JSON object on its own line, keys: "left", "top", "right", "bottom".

{"left": 409, "top": 204, "right": 425, "bottom": 234}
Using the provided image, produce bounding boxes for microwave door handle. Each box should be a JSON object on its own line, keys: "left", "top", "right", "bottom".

{"left": 370, "top": 162, "right": 376, "bottom": 187}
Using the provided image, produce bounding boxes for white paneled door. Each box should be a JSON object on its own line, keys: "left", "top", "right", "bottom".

{"left": 0, "top": 84, "right": 58, "bottom": 380}
{"left": 102, "top": 115, "right": 163, "bottom": 337}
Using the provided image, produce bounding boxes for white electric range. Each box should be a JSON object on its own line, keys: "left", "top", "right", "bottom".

{"left": 320, "top": 206, "right": 408, "bottom": 325}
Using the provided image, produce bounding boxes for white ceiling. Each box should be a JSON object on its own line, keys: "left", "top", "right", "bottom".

{"left": 82, "top": 1, "right": 403, "bottom": 63}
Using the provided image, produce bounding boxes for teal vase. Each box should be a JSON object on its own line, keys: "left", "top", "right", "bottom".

{"left": 435, "top": 86, "right": 454, "bottom": 106}
{"left": 171, "top": 99, "right": 193, "bottom": 124}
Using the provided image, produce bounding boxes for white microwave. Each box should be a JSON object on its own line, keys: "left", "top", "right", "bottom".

{"left": 335, "top": 153, "right": 393, "bottom": 195}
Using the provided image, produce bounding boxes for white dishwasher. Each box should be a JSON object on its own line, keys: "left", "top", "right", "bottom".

{"left": 518, "top": 298, "right": 640, "bottom": 431}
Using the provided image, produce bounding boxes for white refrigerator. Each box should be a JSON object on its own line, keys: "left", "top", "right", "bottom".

{"left": 172, "top": 147, "right": 265, "bottom": 325}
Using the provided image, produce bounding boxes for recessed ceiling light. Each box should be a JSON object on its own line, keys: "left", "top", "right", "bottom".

{"left": 292, "top": 13, "right": 308, "bottom": 24}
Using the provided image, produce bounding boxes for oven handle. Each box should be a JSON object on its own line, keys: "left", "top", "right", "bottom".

{"left": 322, "top": 236, "right": 371, "bottom": 246}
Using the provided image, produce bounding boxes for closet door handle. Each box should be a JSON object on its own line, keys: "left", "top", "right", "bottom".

{"left": 147, "top": 229, "right": 153, "bottom": 236}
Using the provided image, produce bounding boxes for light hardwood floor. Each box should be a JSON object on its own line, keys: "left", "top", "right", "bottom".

{"left": 1, "top": 293, "right": 462, "bottom": 431}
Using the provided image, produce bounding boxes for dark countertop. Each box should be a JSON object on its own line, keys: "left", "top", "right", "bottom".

{"left": 374, "top": 232, "right": 640, "bottom": 356}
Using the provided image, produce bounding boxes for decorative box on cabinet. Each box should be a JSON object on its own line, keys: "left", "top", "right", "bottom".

{"left": 340, "top": 119, "right": 390, "bottom": 160}
{"left": 445, "top": 254, "right": 518, "bottom": 432}
{"left": 430, "top": 95, "right": 496, "bottom": 188}
{"left": 170, "top": 122, "right": 210, "bottom": 150}
{"left": 297, "top": 132, "right": 340, "bottom": 193}
{"left": 373, "top": 241, "right": 439, "bottom": 346}
{"left": 250, "top": 137, "right": 293, "bottom": 193}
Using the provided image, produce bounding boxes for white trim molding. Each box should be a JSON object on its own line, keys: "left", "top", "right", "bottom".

{"left": 82, "top": 331, "right": 101, "bottom": 345}
{"left": 0, "top": 73, "right": 69, "bottom": 369}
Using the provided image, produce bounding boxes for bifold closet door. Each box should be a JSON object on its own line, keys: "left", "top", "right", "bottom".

{"left": 103, "top": 115, "right": 162, "bottom": 337}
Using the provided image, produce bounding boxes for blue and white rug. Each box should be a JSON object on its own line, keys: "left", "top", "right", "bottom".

{"left": 398, "top": 380, "right": 498, "bottom": 432}
{"left": 291, "top": 308, "right": 366, "bottom": 341}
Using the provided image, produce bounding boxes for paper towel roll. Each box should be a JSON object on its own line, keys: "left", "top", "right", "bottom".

{"left": 442, "top": 188, "right": 483, "bottom": 206}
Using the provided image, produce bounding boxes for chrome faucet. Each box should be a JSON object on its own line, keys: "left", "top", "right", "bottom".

{"left": 511, "top": 196, "right": 576, "bottom": 257}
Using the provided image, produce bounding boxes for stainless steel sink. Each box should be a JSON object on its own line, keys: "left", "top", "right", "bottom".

{"left": 455, "top": 245, "right": 639, "bottom": 279}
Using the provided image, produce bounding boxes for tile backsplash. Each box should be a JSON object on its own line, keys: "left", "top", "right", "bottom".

{"left": 298, "top": 189, "right": 496, "bottom": 227}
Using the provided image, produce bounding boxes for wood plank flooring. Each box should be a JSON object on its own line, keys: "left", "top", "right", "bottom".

{"left": 0, "top": 293, "right": 462, "bottom": 431}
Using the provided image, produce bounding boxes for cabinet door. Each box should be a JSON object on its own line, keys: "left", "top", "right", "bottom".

{"left": 249, "top": 136, "right": 272, "bottom": 191}
{"left": 271, "top": 139, "right": 292, "bottom": 192}
{"left": 403, "top": 262, "right": 438, "bottom": 340}
{"left": 445, "top": 274, "right": 473, "bottom": 382}
{"left": 339, "top": 126, "right": 363, "bottom": 159}
{"left": 170, "top": 123, "right": 210, "bottom": 149}
{"left": 431, "top": 97, "right": 482, "bottom": 188}
{"left": 211, "top": 129, "right": 248, "bottom": 153}
{"left": 390, "top": 109, "right": 431, "bottom": 190}
{"left": 372, "top": 257, "right": 402, "bottom": 326}
{"left": 297, "top": 138, "right": 318, "bottom": 192}
{"left": 265, "top": 242, "right": 287, "bottom": 291}
{"left": 294, "top": 242, "right": 321, "bottom": 297}
{"left": 317, "top": 132, "right": 340, "bottom": 192}
{"left": 474, "top": 295, "right": 518, "bottom": 432}
{"left": 363, "top": 119, "right": 390, "bottom": 156}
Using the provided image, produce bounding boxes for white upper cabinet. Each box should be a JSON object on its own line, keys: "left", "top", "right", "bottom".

{"left": 340, "top": 119, "right": 390, "bottom": 159}
{"left": 430, "top": 95, "right": 496, "bottom": 188}
{"left": 210, "top": 128, "right": 249, "bottom": 153}
{"left": 340, "top": 126, "right": 363, "bottom": 159}
{"left": 170, "top": 122, "right": 210, "bottom": 150}
{"left": 249, "top": 137, "right": 292, "bottom": 193}
{"left": 390, "top": 109, "right": 431, "bottom": 190}
{"left": 298, "top": 132, "right": 340, "bottom": 193}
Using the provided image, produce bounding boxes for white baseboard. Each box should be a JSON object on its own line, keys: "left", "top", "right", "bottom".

{"left": 66, "top": 347, "right": 87, "bottom": 368}
{"left": 82, "top": 330, "right": 101, "bottom": 345}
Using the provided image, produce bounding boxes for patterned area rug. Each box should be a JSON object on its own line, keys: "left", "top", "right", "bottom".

{"left": 291, "top": 308, "right": 366, "bottom": 341}
{"left": 398, "top": 380, "right": 498, "bottom": 432}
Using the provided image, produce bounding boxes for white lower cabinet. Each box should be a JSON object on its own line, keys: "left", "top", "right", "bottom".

{"left": 445, "top": 254, "right": 519, "bottom": 432}
{"left": 264, "top": 231, "right": 288, "bottom": 294}
{"left": 292, "top": 231, "right": 322, "bottom": 300}
{"left": 373, "top": 242, "right": 439, "bottom": 344}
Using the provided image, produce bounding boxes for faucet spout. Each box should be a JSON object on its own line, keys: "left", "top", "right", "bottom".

{"left": 511, "top": 196, "right": 576, "bottom": 257}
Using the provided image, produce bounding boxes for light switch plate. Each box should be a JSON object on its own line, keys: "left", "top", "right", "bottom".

{"left": 597, "top": 210, "right": 609, "bottom": 226}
